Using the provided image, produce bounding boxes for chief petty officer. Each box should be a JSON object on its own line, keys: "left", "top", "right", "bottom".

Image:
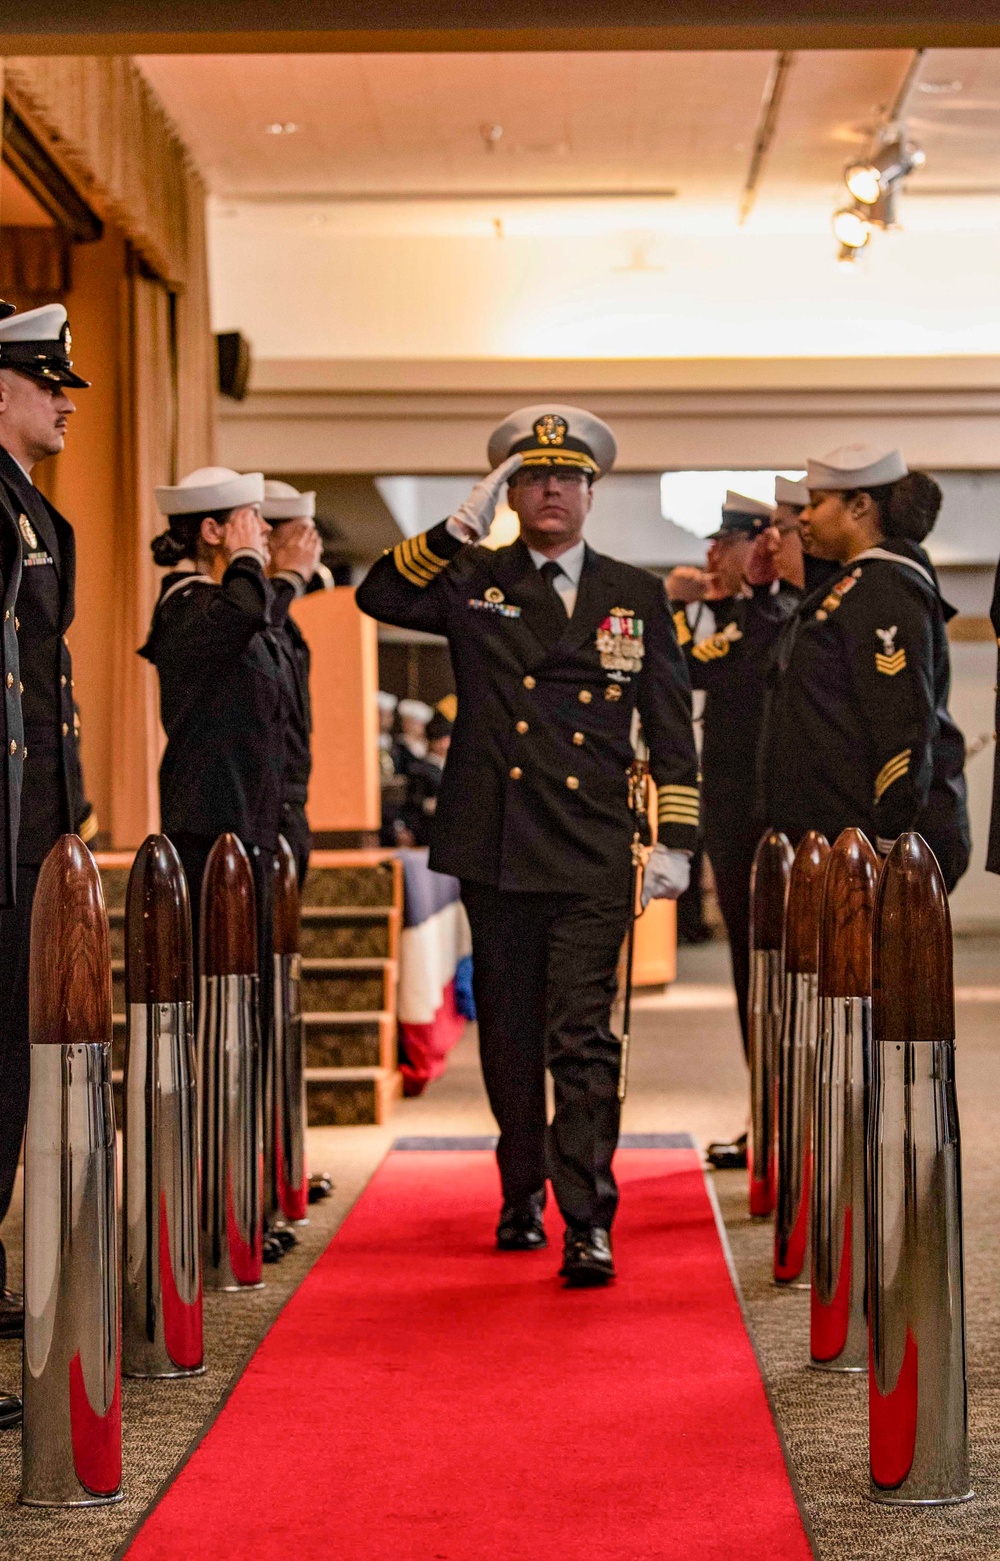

{"left": 668, "top": 484, "right": 809, "bottom": 1170}
{"left": 261, "top": 478, "right": 333, "bottom": 886}
{"left": 356, "top": 405, "right": 699, "bottom": 1287}
{"left": 760, "top": 445, "right": 970, "bottom": 885}
{"left": 0, "top": 304, "right": 95, "bottom": 1346}
{"left": 142, "top": 467, "right": 321, "bottom": 1259}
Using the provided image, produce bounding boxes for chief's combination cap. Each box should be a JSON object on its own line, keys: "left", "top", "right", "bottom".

{"left": 155, "top": 466, "right": 265, "bottom": 517}
{"left": 488, "top": 403, "right": 617, "bottom": 478}
{"left": 806, "top": 445, "right": 908, "bottom": 491}
{"left": 0, "top": 304, "right": 90, "bottom": 387}
{"left": 708, "top": 490, "right": 774, "bottom": 539}
{"left": 774, "top": 475, "right": 810, "bottom": 508}
{"left": 262, "top": 478, "right": 316, "bottom": 521}
{"left": 376, "top": 691, "right": 398, "bottom": 714}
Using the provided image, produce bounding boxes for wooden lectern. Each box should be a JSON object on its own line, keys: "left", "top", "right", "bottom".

{"left": 291, "top": 587, "right": 380, "bottom": 833}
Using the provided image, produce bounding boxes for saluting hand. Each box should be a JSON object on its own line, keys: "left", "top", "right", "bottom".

{"left": 745, "top": 526, "right": 781, "bottom": 587}
{"left": 222, "top": 505, "right": 270, "bottom": 564}
{"left": 666, "top": 566, "right": 708, "bottom": 604}
{"left": 269, "top": 519, "right": 324, "bottom": 581}
{"left": 447, "top": 453, "right": 524, "bottom": 542}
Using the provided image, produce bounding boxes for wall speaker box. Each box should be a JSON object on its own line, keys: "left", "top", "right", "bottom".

{"left": 216, "top": 330, "right": 251, "bottom": 400}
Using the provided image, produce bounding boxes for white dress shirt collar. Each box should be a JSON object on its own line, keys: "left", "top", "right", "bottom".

{"left": 526, "top": 538, "right": 586, "bottom": 585}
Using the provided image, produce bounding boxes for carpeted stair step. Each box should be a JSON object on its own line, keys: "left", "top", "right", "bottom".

{"left": 299, "top": 956, "right": 396, "bottom": 1014}
{"left": 305, "top": 1065, "right": 401, "bottom": 1126}
{"left": 299, "top": 905, "right": 399, "bottom": 959}
{"left": 304, "top": 1010, "right": 396, "bottom": 1069}
{"left": 301, "top": 861, "right": 397, "bottom": 909}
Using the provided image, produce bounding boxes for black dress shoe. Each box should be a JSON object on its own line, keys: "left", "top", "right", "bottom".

{"left": 0, "top": 1394, "right": 22, "bottom": 1430}
{"left": 496, "top": 1192, "right": 547, "bottom": 1251}
{"left": 308, "top": 1174, "right": 334, "bottom": 1204}
{"left": 560, "top": 1227, "right": 615, "bottom": 1287}
{"left": 262, "top": 1234, "right": 285, "bottom": 1264}
{"left": 266, "top": 1225, "right": 299, "bottom": 1254}
{"left": 0, "top": 1289, "right": 23, "bottom": 1339}
{"left": 706, "top": 1132, "right": 748, "bottom": 1171}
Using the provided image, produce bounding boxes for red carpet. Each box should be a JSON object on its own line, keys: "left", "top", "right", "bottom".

{"left": 127, "top": 1148, "right": 812, "bottom": 1561}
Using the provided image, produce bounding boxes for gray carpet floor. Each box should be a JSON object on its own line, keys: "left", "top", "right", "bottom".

{"left": 1, "top": 936, "right": 997, "bottom": 1558}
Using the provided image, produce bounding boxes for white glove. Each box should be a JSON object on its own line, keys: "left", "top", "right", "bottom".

{"left": 641, "top": 844, "right": 691, "bottom": 907}
{"left": 446, "top": 454, "right": 523, "bottom": 542}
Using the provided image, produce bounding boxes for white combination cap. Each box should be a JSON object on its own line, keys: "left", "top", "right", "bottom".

{"left": 0, "top": 303, "right": 90, "bottom": 386}
{"left": 398, "top": 699, "right": 433, "bottom": 724}
{"left": 806, "top": 445, "right": 908, "bottom": 492}
{"left": 722, "top": 490, "right": 773, "bottom": 519}
{"left": 262, "top": 479, "right": 316, "bottom": 521}
{"left": 155, "top": 466, "right": 265, "bottom": 516}
{"left": 487, "top": 403, "right": 617, "bottom": 478}
{"left": 377, "top": 691, "right": 399, "bottom": 713}
{"left": 774, "top": 475, "right": 810, "bottom": 508}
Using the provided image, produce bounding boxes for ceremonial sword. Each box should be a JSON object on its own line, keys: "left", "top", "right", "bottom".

{"left": 617, "top": 742, "right": 651, "bottom": 1104}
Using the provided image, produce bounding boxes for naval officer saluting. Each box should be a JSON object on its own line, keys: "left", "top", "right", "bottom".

{"left": 261, "top": 479, "right": 332, "bottom": 886}
{"left": 0, "top": 304, "right": 95, "bottom": 1345}
{"left": 357, "top": 405, "right": 699, "bottom": 1285}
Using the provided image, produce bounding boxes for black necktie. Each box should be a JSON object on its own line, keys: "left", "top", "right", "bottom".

{"left": 539, "top": 559, "right": 568, "bottom": 620}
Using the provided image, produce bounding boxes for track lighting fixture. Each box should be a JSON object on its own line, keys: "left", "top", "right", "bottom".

{"left": 844, "top": 134, "right": 924, "bottom": 206}
{"left": 833, "top": 125, "right": 923, "bottom": 261}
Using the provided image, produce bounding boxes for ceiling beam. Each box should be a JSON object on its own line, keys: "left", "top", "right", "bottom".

{"left": 3, "top": 3, "right": 1000, "bottom": 53}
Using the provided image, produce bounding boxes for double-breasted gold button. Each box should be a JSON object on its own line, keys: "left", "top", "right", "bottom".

{"left": 515, "top": 720, "right": 529, "bottom": 734}
{"left": 572, "top": 732, "right": 584, "bottom": 746}
{"left": 62, "top": 722, "right": 69, "bottom": 737}
{"left": 5, "top": 673, "right": 11, "bottom": 688}
{"left": 578, "top": 689, "right": 592, "bottom": 704}
{"left": 9, "top": 739, "right": 16, "bottom": 755}
{"left": 510, "top": 766, "right": 523, "bottom": 780}
{"left": 18, "top": 682, "right": 23, "bottom": 695}
{"left": 14, "top": 617, "right": 19, "bottom": 631}
{"left": 3, "top": 610, "right": 8, "bottom": 621}
{"left": 523, "top": 675, "right": 536, "bottom": 689}
{"left": 566, "top": 775, "right": 579, "bottom": 790}
{"left": 60, "top": 674, "right": 67, "bottom": 687}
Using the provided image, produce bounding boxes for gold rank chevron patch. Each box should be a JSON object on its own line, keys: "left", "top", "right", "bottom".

{"left": 691, "top": 621, "right": 742, "bottom": 663}
{"left": 392, "top": 532, "right": 449, "bottom": 588}
{"left": 875, "top": 649, "right": 907, "bottom": 676}
{"left": 673, "top": 609, "right": 692, "bottom": 647}
{"left": 657, "top": 783, "right": 700, "bottom": 828}
{"left": 874, "top": 748, "right": 911, "bottom": 803}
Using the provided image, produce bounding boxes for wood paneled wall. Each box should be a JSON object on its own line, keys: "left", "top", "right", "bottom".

{"left": 1, "top": 56, "right": 214, "bottom": 843}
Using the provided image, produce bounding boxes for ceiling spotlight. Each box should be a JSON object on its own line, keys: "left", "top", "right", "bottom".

{"left": 844, "top": 135, "right": 924, "bottom": 205}
{"left": 264, "top": 121, "right": 299, "bottom": 136}
{"left": 837, "top": 243, "right": 863, "bottom": 267}
{"left": 832, "top": 207, "right": 871, "bottom": 250}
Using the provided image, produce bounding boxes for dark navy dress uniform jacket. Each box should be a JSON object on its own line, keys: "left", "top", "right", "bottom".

{"left": 355, "top": 521, "right": 700, "bottom": 900}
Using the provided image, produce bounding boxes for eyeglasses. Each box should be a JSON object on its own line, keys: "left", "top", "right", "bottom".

{"left": 511, "top": 470, "right": 589, "bottom": 489}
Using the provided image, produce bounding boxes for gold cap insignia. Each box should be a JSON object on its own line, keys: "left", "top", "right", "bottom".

{"left": 18, "top": 513, "right": 38, "bottom": 550}
{"left": 534, "top": 413, "right": 568, "bottom": 448}
{"left": 484, "top": 586, "right": 505, "bottom": 603}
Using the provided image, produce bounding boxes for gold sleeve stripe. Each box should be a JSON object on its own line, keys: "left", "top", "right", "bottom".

{"left": 673, "top": 609, "right": 692, "bottom": 647}
{"left": 411, "top": 533, "right": 448, "bottom": 572}
{"left": 402, "top": 536, "right": 437, "bottom": 582}
{"left": 875, "top": 649, "right": 907, "bottom": 676}
{"left": 874, "top": 749, "right": 911, "bottom": 802}
{"left": 658, "top": 782, "right": 700, "bottom": 826}
{"left": 392, "top": 532, "right": 451, "bottom": 588}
